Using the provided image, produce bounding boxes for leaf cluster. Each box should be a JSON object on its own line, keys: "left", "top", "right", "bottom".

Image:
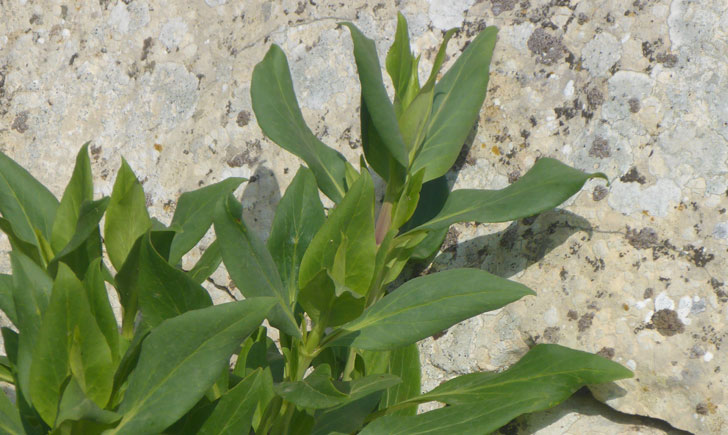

{"left": 0, "top": 13, "right": 630, "bottom": 435}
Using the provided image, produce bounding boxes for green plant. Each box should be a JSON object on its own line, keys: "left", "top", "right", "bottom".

{"left": 0, "top": 14, "right": 631, "bottom": 435}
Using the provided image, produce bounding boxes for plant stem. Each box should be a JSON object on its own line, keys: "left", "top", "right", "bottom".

{"left": 374, "top": 201, "right": 392, "bottom": 245}
{"left": 342, "top": 348, "right": 357, "bottom": 381}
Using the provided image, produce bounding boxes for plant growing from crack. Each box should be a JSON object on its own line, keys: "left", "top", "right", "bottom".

{"left": 0, "top": 13, "right": 631, "bottom": 435}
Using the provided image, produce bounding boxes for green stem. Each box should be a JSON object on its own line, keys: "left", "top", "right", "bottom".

{"left": 342, "top": 348, "right": 357, "bottom": 381}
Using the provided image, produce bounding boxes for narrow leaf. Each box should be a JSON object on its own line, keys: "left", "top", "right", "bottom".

{"left": 0, "top": 151, "right": 59, "bottom": 246}
{"left": 362, "top": 344, "right": 633, "bottom": 434}
{"left": 104, "top": 159, "right": 152, "bottom": 271}
{"left": 251, "top": 44, "right": 348, "bottom": 202}
{"left": 411, "top": 27, "right": 498, "bottom": 182}
{"left": 168, "top": 177, "right": 245, "bottom": 265}
{"left": 412, "top": 158, "right": 608, "bottom": 232}
{"left": 214, "top": 196, "right": 300, "bottom": 338}
{"left": 51, "top": 143, "right": 94, "bottom": 253}
{"left": 335, "top": 268, "right": 535, "bottom": 350}
{"left": 198, "top": 369, "right": 264, "bottom": 435}
{"left": 0, "top": 387, "right": 24, "bottom": 435}
{"left": 342, "top": 22, "right": 408, "bottom": 167}
{"left": 49, "top": 197, "right": 109, "bottom": 275}
{"left": 111, "top": 297, "right": 275, "bottom": 435}
{"left": 386, "top": 12, "right": 415, "bottom": 112}
{"left": 267, "top": 167, "right": 325, "bottom": 303}
{"left": 83, "top": 258, "right": 120, "bottom": 364}
{"left": 275, "top": 365, "right": 347, "bottom": 410}
{"left": 137, "top": 232, "right": 213, "bottom": 328}
{"left": 382, "top": 344, "right": 420, "bottom": 416}
{"left": 0, "top": 274, "right": 17, "bottom": 326}
{"left": 186, "top": 240, "right": 222, "bottom": 285}
{"left": 56, "top": 377, "right": 121, "bottom": 427}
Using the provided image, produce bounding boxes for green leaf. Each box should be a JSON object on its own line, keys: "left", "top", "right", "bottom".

{"left": 186, "top": 240, "right": 222, "bottom": 284}
{"left": 104, "top": 158, "right": 152, "bottom": 271}
{"left": 56, "top": 377, "right": 121, "bottom": 427}
{"left": 0, "top": 386, "right": 24, "bottom": 435}
{"left": 298, "top": 172, "right": 376, "bottom": 296}
{"left": 341, "top": 22, "right": 408, "bottom": 168}
{"left": 361, "top": 99, "right": 406, "bottom": 185}
{"left": 382, "top": 344, "right": 420, "bottom": 416}
{"left": 334, "top": 268, "right": 534, "bottom": 350}
{"left": 0, "top": 274, "right": 17, "bottom": 326}
{"left": 391, "top": 170, "right": 425, "bottom": 231}
{"left": 0, "top": 150, "right": 59, "bottom": 246}
{"left": 197, "top": 369, "right": 264, "bottom": 435}
{"left": 214, "top": 196, "right": 300, "bottom": 338}
{"left": 83, "top": 259, "right": 120, "bottom": 365}
{"left": 49, "top": 197, "right": 109, "bottom": 277}
{"left": 361, "top": 344, "right": 633, "bottom": 434}
{"left": 267, "top": 167, "right": 325, "bottom": 304}
{"left": 312, "top": 393, "right": 381, "bottom": 435}
{"left": 51, "top": 143, "right": 94, "bottom": 254}
{"left": 251, "top": 44, "right": 348, "bottom": 202}
{"left": 386, "top": 12, "right": 415, "bottom": 114}
{"left": 111, "top": 297, "right": 275, "bottom": 435}
{"left": 412, "top": 158, "right": 608, "bottom": 232}
{"left": 11, "top": 251, "right": 52, "bottom": 404}
{"left": 0, "top": 217, "right": 44, "bottom": 266}
{"left": 168, "top": 177, "right": 245, "bottom": 265}
{"left": 137, "top": 232, "right": 213, "bottom": 328}
{"left": 299, "top": 270, "right": 365, "bottom": 328}
{"left": 275, "top": 365, "right": 347, "bottom": 410}
{"left": 30, "top": 263, "right": 114, "bottom": 425}
{"left": 410, "top": 27, "right": 498, "bottom": 182}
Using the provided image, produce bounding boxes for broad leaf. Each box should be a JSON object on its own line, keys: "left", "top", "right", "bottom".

{"left": 298, "top": 270, "right": 365, "bottom": 328}
{"left": 334, "top": 268, "right": 534, "bottom": 350}
{"left": 111, "top": 297, "right": 275, "bottom": 435}
{"left": 51, "top": 143, "right": 94, "bottom": 253}
{"left": 104, "top": 159, "right": 152, "bottom": 271}
{"left": 137, "top": 232, "right": 213, "bottom": 328}
{"left": 56, "top": 377, "right": 121, "bottom": 427}
{"left": 342, "top": 22, "right": 408, "bottom": 168}
{"left": 410, "top": 27, "right": 498, "bottom": 182}
{"left": 11, "top": 251, "right": 52, "bottom": 403}
{"left": 412, "top": 158, "right": 608, "bottom": 232}
{"left": 198, "top": 369, "right": 264, "bottom": 435}
{"left": 168, "top": 177, "right": 245, "bottom": 265}
{"left": 0, "top": 217, "right": 44, "bottom": 266}
{"left": 214, "top": 196, "right": 300, "bottom": 338}
{"left": 251, "top": 44, "right": 348, "bottom": 202}
{"left": 186, "top": 240, "right": 222, "bottom": 285}
{"left": 275, "top": 364, "right": 347, "bottom": 410}
{"left": 49, "top": 197, "right": 109, "bottom": 278}
{"left": 361, "top": 344, "right": 633, "bottom": 434}
{"left": 0, "top": 150, "right": 59, "bottom": 246}
{"left": 267, "top": 167, "right": 325, "bottom": 303}
{"left": 30, "top": 263, "right": 114, "bottom": 425}
{"left": 298, "top": 172, "right": 376, "bottom": 296}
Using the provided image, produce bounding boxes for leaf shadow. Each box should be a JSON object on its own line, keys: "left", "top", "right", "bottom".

{"left": 240, "top": 164, "right": 281, "bottom": 240}
{"left": 427, "top": 208, "right": 594, "bottom": 279}
{"left": 496, "top": 387, "right": 692, "bottom": 435}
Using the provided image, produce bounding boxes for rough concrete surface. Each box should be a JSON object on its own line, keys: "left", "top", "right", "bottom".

{"left": 1, "top": 0, "right": 726, "bottom": 433}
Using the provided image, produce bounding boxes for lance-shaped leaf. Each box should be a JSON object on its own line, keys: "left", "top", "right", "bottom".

{"left": 361, "top": 99, "right": 406, "bottom": 185}
{"left": 410, "top": 27, "right": 498, "bottom": 182}
{"left": 186, "top": 240, "right": 222, "bottom": 285}
{"left": 168, "top": 177, "right": 245, "bottom": 265}
{"left": 30, "top": 264, "right": 114, "bottom": 425}
{"left": 105, "top": 159, "right": 152, "bottom": 271}
{"left": 83, "top": 258, "right": 120, "bottom": 364}
{"left": 342, "top": 22, "right": 408, "bottom": 169}
{"left": 412, "top": 158, "right": 608, "bottom": 232}
{"left": 298, "top": 172, "right": 376, "bottom": 297}
{"left": 251, "top": 44, "right": 348, "bottom": 202}
{"left": 56, "top": 377, "right": 121, "bottom": 428}
{"left": 361, "top": 344, "right": 633, "bottom": 434}
{"left": 111, "top": 297, "right": 275, "bottom": 435}
{"left": 197, "top": 369, "right": 265, "bottom": 435}
{"left": 381, "top": 343, "right": 420, "bottom": 416}
{"left": 333, "top": 268, "right": 534, "bottom": 350}
{"left": 11, "top": 251, "right": 52, "bottom": 404}
{"left": 299, "top": 270, "right": 365, "bottom": 328}
{"left": 0, "top": 151, "right": 59, "bottom": 246}
{"left": 214, "top": 196, "right": 300, "bottom": 338}
{"left": 49, "top": 197, "right": 109, "bottom": 278}
{"left": 386, "top": 12, "right": 416, "bottom": 113}
{"left": 0, "top": 274, "right": 17, "bottom": 326}
{"left": 51, "top": 143, "right": 94, "bottom": 253}
{"left": 136, "top": 232, "right": 212, "bottom": 328}
{"left": 267, "top": 167, "right": 325, "bottom": 303}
